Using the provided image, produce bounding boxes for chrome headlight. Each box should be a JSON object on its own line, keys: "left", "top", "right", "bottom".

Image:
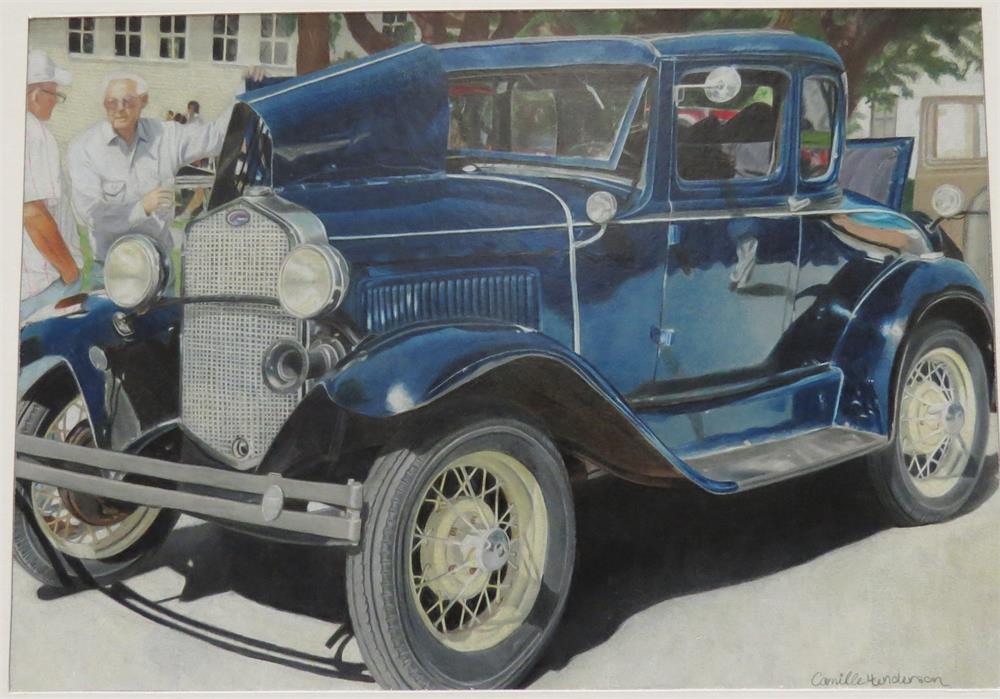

{"left": 277, "top": 244, "right": 349, "bottom": 319}
{"left": 932, "top": 184, "right": 964, "bottom": 218}
{"left": 104, "top": 235, "right": 166, "bottom": 309}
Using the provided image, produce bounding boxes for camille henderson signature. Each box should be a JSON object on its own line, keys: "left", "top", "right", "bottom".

{"left": 811, "top": 671, "right": 950, "bottom": 688}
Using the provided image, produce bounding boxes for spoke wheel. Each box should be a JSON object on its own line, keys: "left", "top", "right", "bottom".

{"left": 29, "top": 396, "right": 160, "bottom": 560}
{"left": 408, "top": 450, "right": 547, "bottom": 652}
{"left": 347, "top": 414, "right": 575, "bottom": 689}
{"left": 867, "top": 320, "right": 990, "bottom": 526}
{"left": 899, "top": 348, "right": 977, "bottom": 498}
{"left": 14, "top": 387, "right": 177, "bottom": 587}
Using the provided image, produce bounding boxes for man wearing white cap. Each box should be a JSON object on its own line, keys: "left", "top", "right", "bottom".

{"left": 21, "top": 49, "right": 83, "bottom": 320}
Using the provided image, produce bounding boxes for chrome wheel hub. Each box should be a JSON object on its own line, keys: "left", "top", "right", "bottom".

{"left": 900, "top": 347, "right": 977, "bottom": 497}
{"left": 477, "top": 528, "right": 511, "bottom": 572}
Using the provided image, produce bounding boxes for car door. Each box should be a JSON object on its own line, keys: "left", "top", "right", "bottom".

{"left": 651, "top": 63, "right": 800, "bottom": 391}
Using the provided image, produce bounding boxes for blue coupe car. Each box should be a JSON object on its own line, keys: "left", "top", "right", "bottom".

{"left": 13, "top": 31, "right": 994, "bottom": 689}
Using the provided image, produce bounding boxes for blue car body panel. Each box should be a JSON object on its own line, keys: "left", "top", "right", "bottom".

{"left": 17, "top": 32, "right": 994, "bottom": 495}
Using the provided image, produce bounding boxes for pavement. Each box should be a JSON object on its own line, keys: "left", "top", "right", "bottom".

{"left": 9, "top": 426, "right": 1000, "bottom": 691}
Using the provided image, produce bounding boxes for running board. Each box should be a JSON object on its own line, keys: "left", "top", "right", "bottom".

{"left": 684, "top": 427, "right": 888, "bottom": 491}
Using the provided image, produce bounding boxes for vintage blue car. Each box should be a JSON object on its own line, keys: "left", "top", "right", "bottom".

{"left": 13, "top": 31, "right": 994, "bottom": 689}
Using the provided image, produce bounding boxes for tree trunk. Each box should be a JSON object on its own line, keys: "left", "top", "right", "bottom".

{"left": 819, "top": 9, "right": 901, "bottom": 114}
{"left": 411, "top": 12, "right": 449, "bottom": 44}
{"left": 490, "top": 11, "right": 535, "bottom": 40}
{"left": 458, "top": 12, "right": 492, "bottom": 42}
{"left": 296, "top": 13, "right": 332, "bottom": 75}
{"left": 343, "top": 13, "right": 395, "bottom": 54}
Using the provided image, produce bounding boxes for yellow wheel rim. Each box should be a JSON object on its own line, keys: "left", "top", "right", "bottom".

{"left": 899, "top": 347, "right": 977, "bottom": 498}
{"left": 407, "top": 450, "right": 548, "bottom": 652}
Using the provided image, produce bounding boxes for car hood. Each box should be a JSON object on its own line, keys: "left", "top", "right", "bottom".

{"left": 274, "top": 173, "right": 609, "bottom": 239}
{"left": 240, "top": 44, "right": 449, "bottom": 185}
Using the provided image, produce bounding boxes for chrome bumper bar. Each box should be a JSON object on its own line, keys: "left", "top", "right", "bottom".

{"left": 14, "top": 435, "right": 363, "bottom": 543}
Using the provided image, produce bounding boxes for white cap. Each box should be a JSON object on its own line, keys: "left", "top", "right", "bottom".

{"left": 27, "top": 49, "right": 72, "bottom": 87}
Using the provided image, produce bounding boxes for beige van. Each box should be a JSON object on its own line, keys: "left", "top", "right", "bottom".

{"left": 913, "top": 95, "right": 992, "bottom": 288}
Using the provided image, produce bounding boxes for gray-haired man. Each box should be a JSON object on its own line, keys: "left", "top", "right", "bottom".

{"left": 67, "top": 70, "right": 234, "bottom": 270}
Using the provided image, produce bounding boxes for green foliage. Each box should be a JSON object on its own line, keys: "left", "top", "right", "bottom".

{"left": 687, "top": 9, "right": 777, "bottom": 31}
{"left": 857, "top": 11, "right": 982, "bottom": 109}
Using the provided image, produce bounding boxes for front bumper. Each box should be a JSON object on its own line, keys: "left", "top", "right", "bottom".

{"left": 15, "top": 435, "right": 363, "bottom": 543}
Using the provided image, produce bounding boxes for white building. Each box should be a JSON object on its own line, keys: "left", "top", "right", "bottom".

{"left": 26, "top": 13, "right": 404, "bottom": 149}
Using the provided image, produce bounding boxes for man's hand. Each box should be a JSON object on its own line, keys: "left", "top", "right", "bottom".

{"left": 23, "top": 200, "right": 80, "bottom": 285}
{"left": 243, "top": 66, "right": 268, "bottom": 83}
{"left": 142, "top": 187, "right": 174, "bottom": 216}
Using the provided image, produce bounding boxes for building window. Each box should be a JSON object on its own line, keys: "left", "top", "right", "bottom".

{"left": 159, "top": 16, "right": 187, "bottom": 60}
{"left": 381, "top": 12, "right": 409, "bottom": 41}
{"left": 870, "top": 98, "right": 898, "bottom": 138}
{"left": 114, "top": 16, "right": 142, "bottom": 58}
{"left": 213, "top": 14, "right": 240, "bottom": 62}
{"left": 260, "top": 14, "right": 296, "bottom": 66}
{"left": 68, "top": 17, "right": 95, "bottom": 55}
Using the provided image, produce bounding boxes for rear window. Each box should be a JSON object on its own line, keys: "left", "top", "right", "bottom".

{"left": 800, "top": 76, "right": 838, "bottom": 181}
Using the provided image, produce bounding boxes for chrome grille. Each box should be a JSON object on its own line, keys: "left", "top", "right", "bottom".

{"left": 181, "top": 205, "right": 302, "bottom": 468}
{"left": 362, "top": 271, "right": 539, "bottom": 334}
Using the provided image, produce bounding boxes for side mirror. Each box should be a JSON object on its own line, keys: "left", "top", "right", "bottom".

{"left": 674, "top": 66, "right": 742, "bottom": 104}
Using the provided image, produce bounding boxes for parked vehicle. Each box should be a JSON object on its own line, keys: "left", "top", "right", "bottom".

{"left": 14, "top": 32, "right": 995, "bottom": 690}
{"left": 913, "top": 95, "right": 992, "bottom": 288}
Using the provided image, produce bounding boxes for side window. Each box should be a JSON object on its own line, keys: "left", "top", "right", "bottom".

{"left": 930, "top": 100, "right": 986, "bottom": 161}
{"left": 676, "top": 68, "right": 788, "bottom": 182}
{"left": 800, "top": 76, "right": 838, "bottom": 181}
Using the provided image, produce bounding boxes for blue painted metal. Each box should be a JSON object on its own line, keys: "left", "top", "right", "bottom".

{"left": 19, "top": 296, "right": 180, "bottom": 445}
{"left": 830, "top": 257, "right": 992, "bottom": 435}
{"left": 318, "top": 322, "right": 737, "bottom": 493}
{"left": 19, "top": 33, "right": 993, "bottom": 498}
{"left": 240, "top": 43, "right": 449, "bottom": 184}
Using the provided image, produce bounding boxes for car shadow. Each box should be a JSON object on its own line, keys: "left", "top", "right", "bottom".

{"left": 29, "top": 451, "right": 999, "bottom": 688}
{"left": 531, "top": 452, "right": 999, "bottom": 679}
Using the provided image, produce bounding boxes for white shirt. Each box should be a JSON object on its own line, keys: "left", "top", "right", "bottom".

{"left": 67, "top": 106, "right": 232, "bottom": 261}
{"left": 22, "top": 112, "right": 83, "bottom": 300}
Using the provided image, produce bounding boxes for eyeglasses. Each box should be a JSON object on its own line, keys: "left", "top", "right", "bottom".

{"left": 103, "top": 95, "right": 141, "bottom": 111}
{"left": 38, "top": 88, "right": 66, "bottom": 103}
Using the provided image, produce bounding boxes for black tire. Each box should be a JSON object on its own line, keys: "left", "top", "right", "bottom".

{"left": 867, "top": 319, "right": 990, "bottom": 526}
{"left": 346, "top": 413, "right": 575, "bottom": 689}
{"left": 13, "top": 394, "right": 177, "bottom": 588}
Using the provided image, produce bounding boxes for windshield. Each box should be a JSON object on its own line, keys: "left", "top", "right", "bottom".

{"left": 208, "top": 103, "right": 272, "bottom": 209}
{"left": 447, "top": 67, "right": 650, "bottom": 177}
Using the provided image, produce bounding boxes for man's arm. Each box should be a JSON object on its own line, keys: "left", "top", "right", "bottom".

{"left": 23, "top": 200, "right": 79, "bottom": 284}
{"left": 175, "top": 103, "right": 235, "bottom": 166}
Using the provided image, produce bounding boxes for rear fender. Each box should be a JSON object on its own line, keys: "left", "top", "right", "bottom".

{"left": 832, "top": 256, "right": 993, "bottom": 435}
{"left": 18, "top": 296, "right": 180, "bottom": 447}
{"left": 318, "top": 323, "right": 737, "bottom": 492}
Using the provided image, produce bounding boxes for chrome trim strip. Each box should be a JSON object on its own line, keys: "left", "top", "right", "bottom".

{"left": 326, "top": 222, "right": 574, "bottom": 241}
{"left": 617, "top": 205, "right": 900, "bottom": 224}
{"left": 245, "top": 44, "right": 424, "bottom": 104}
{"left": 450, "top": 173, "right": 582, "bottom": 353}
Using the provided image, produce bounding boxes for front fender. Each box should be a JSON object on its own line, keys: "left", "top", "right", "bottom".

{"left": 832, "top": 256, "right": 993, "bottom": 434}
{"left": 319, "top": 323, "right": 737, "bottom": 493}
{"left": 18, "top": 296, "right": 179, "bottom": 446}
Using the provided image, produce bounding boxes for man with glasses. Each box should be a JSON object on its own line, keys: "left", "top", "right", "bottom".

{"left": 67, "top": 70, "right": 243, "bottom": 278}
{"left": 21, "top": 50, "right": 83, "bottom": 320}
